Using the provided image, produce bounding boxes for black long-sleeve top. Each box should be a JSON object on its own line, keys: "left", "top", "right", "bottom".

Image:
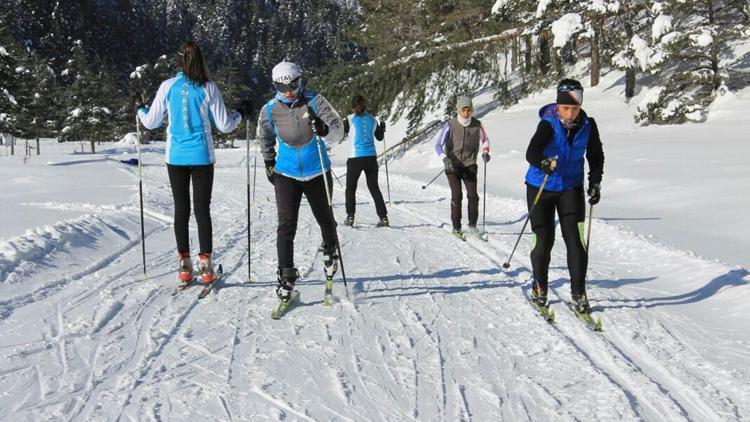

{"left": 525, "top": 115, "right": 604, "bottom": 185}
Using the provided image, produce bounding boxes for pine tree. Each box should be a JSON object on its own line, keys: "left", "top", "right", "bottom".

{"left": 636, "top": 0, "right": 749, "bottom": 124}
{"left": 60, "top": 40, "right": 114, "bottom": 153}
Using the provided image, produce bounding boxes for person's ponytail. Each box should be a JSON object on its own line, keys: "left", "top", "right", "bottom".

{"left": 178, "top": 41, "right": 209, "bottom": 86}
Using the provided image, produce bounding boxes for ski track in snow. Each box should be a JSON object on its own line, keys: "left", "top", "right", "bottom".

{"left": 0, "top": 151, "right": 748, "bottom": 421}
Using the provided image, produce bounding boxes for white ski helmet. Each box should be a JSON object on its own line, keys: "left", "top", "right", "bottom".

{"left": 272, "top": 61, "right": 302, "bottom": 84}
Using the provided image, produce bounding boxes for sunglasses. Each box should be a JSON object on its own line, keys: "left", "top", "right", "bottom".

{"left": 273, "top": 77, "right": 301, "bottom": 93}
{"left": 558, "top": 83, "right": 584, "bottom": 93}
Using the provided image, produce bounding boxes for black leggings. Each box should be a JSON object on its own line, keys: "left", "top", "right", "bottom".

{"left": 274, "top": 172, "right": 338, "bottom": 269}
{"left": 527, "top": 184, "right": 588, "bottom": 296}
{"left": 446, "top": 164, "right": 479, "bottom": 230}
{"left": 167, "top": 164, "right": 214, "bottom": 254}
{"left": 345, "top": 156, "right": 388, "bottom": 218}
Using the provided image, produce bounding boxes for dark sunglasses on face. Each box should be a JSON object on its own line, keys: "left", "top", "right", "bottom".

{"left": 273, "top": 77, "right": 301, "bottom": 93}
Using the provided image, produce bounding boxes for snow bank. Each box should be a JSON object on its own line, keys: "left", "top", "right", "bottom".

{"left": 116, "top": 132, "right": 139, "bottom": 146}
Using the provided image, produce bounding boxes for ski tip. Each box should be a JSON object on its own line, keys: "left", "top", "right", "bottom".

{"left": 594, "top": 317, "right": 604, "bottom": 332}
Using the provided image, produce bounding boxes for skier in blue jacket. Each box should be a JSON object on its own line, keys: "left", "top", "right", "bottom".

{"left": 342, "top": 95, "right": 389, "bottom": 227}
{"left": 257, "top": 60, "right": 344, "bottom": 303}
{"left": 137, "top": 41, "right": 249, "bottom": 284}
{"left": 525, "top": 78, "right": 604, "bottom": 314}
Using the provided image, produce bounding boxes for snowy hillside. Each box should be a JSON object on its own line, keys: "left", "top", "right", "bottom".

{"left": 1, "top": 78, "right": 750, "bottom": 419}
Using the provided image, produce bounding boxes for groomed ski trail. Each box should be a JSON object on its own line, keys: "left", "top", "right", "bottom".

{"left": 0, "top": 147, "right": 748, "bottom": 421}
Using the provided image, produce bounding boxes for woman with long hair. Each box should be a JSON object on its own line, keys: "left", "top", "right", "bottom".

{"left": 137, "top": 41, "right": 249, "bottom": 285}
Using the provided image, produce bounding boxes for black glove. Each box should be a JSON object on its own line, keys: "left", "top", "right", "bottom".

{"left": 482, "top": 152, "right": 490, "bottom": 163}
{"left": 442, "top": 156, "right": 455, "bottom": 173}
{"left": 587, "top": 183, "right": 601, "bottom": 205}
{"left": 540, "top": 157, "right": 557, "bottom": 175}
{"left": 379, "top": 120, "right": 386, "bottom": 132}
{"left": 309, "top": 115, "right": 329, "bottom": 137}
{"left": 236, "top": 99, "right": 255, "bottom": 119}
{"left": 264, "top": 160, "right": 276, "bottom": 185}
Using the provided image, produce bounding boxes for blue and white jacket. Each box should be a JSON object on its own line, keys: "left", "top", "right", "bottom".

{"left": 343, "top": 112, "right": 383, "bottom": 158}
{"left": 258, "top": 90, "right": 343, "bottom": 180}
{"left": 138, "top": 72, "right": 242, "bottom": 165}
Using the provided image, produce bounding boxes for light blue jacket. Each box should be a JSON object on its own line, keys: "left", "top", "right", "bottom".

{"left": 258, "top": 90, "right": 343, "bottom": 180}
{"left": 138, "top": 72, "right": 241, "bottom": 165}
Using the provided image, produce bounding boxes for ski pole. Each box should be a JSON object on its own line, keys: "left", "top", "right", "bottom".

{"left": 307, "top": 106, "right": 349, "bottom": 296}
{"left": 383, "top": 134, "right": 391, "bottom": 204}
{"left": 586, "top": 203, "right": 594, "bottom": 250}
{"left": 251, "top": 120, "right": 253, "bottom": 283}
{"left": 502, "top": 159, "right": 557, "bottom": 269}
{"left": 331, "top": 168, "right": 344, "bottom": 188}
{"left": 134, "top": 108, "right": 148, "bottom": 280}
{"left": 482, "top": 159, "right": 487, "bottom": 235}
{"left": 421, "top": 169, "right": 444, "bottom": 190}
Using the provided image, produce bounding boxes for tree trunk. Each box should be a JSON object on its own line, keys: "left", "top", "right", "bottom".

{"left": 554, "top": 49, "right": 564, "bottom": 78}
{"left": 590, "top": 18, "right": 601, "bottom": 87}
{"left": 524, "top": 35, "right": 532, "bottom": 74}
{"left": 36, "top": 137, "right": 40, "bottom": 155}
{"left": 10, "top": 136, "right": 14, "bottom": 155}
{"left": 625, "top": 69, "right": 636, "bottom": 99}
{"left": 511, "top": 36, "right": 519, "bottom": 70}
{"left": 539, "top": 31, "right": 551, "bottom": 75}
{"left": 622, "top": 2, "right": 636, "bottom": 99}
{"left": 90, "top": 139, "right": 96, "bottom": 154}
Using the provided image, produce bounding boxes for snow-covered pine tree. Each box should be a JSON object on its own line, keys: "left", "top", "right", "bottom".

{"left": 636, "top": 0, "right": 749, "bottom": 124}
{"left": 60, "top": 41, "right": 115, "bottom": 153}
{"left": 0, "top": 19, "right": 20, "bottom": 138}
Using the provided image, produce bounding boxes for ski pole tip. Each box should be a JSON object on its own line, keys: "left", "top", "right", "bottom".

{"left": 502, "top": 262, "right": 510, "bottom": 269}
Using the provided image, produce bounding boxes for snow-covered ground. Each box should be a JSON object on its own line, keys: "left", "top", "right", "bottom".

{"left": 375, "top": 70, "right": 750, "bottom": 269}
{"left": 1, "top": 72, "right": 749, "bottom": 420}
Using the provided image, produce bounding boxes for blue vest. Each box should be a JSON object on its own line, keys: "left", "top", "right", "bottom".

{"left": 348, "top": 113, "right": 377, "bottom": 158}
{"left": 525, "top": 104, "right": 591, "bottom": 192}
{"left": 264, "top": 91, "right": 331, "bottom": 179}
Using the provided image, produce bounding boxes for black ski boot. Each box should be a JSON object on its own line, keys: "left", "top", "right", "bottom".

{"left": 572, "top": 293, "right": 591, "bottom": 314}
{"left": 276, "top": 267, "right": 299, "bottom": 303}
{"left": 377, "top": 216, "right": 390, "bottom": 227}
{"left": 322, "top": 246, "right": 338, "bottom": 305}
{"left": 344, "top": 215, "right": 355, "bottom": 226}
{"left": 531, "top": 278, "right": 548, "bottom": 308}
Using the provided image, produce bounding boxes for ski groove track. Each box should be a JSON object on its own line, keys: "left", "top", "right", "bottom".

{"left": 0, "top": 153, "right": 748, "bottom": 420}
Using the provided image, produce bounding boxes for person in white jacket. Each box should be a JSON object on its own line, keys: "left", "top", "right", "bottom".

{"left": 137, "top": 41, "right": 249, "bottom": 284}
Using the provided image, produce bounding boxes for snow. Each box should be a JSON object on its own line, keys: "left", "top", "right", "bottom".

{"left": 587, "top": 0, "right": 621, "bottom": 13}
{"left": 551, "top": 13, "right": 583, "bottom": 48}
{"left": 692, "top": 29, "right": 714, "bottom": 47}
{"left": 0, "top": 46, "right": 8, "bottom": 56}
{"left": 630, "top": 34, "right": 654, "bottom": 71}
{"left": 116, "top": 132, "right": 139, "bottom": 146}
{"left": 2, "top": 88, "right": 17, "bottom": 105}
{"left": 535, "top": 0, "right": 552, "bottom": 17}
{"left": 1, "top": 70, "right": 749, "bottom": 420}
{"left": 652, "top": 15, "right": 672, "bottom": 41}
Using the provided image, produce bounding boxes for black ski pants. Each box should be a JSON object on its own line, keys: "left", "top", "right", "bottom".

{"left": 167, "top": 164, "right": 214, "bottom": 254}
{"left": 345, "top": 156, "right": 388, "bottom": 219}
{"left": 527, "top": 184, "right": 588, "bottom": 296}
{"left": 274, "top": 172, "right": 337, "bottom": 269}
{"left": 446, "top": 164, "right": 479, "bottom": 230}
